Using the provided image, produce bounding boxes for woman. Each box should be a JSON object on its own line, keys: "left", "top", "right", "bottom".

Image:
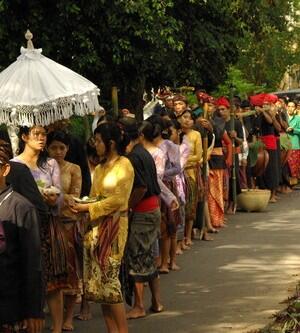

{"left": 47, "top": 130, "right": 82, "bottom": 331}
{"left": 12, "top": 125, "right": 65, "bottom": 333}
{"left": 118, "top": 117, "right": 163, "bottom": 320}
{"left": 70, "top": 122, "right": 134, "bottom": 333}
{"left": 147, "top": 115, "right": 181, "bottom": 273}
{"left": 216, "top": 97, "right": 243, "bottom": 214}
{"left": 255, "top": 99, "right": 281, "bottom": 202}
{"left": 177, "top": 110, "right": 203, "bottom": 246}
{"left": 169, "top": 119, "right": 190, "bottom": 253}
{"left": 138, "top": 121, "right": 178, "bottom": 270}
{"left": 286, "top": 101, "right": 300, "bottom": 183}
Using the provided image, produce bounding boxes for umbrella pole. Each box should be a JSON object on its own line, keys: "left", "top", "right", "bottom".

{"left": 7, "top": 125, "right": 19, "bottom": 157}
{"left": 83, "top": 116, "right": 91, "bottom": 143}
{"left": 112, "top": 86, "right": 119, "bottom": 118}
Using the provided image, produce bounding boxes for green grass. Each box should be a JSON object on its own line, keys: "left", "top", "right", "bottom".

{"left": 253, "top": 283, "right": 300, "bottom": 333}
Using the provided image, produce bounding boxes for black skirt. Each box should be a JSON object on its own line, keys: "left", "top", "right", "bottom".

{"left": 256, "top": 149, "right": 280, "bottom": 190}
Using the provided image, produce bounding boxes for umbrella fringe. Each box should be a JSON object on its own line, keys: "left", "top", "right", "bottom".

{"left": 0, "top": 88, "right": 100, "bottom": 127}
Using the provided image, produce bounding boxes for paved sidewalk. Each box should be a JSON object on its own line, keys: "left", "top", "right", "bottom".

{"left": 61, "top": 190, "right": 300, "bottom": 333}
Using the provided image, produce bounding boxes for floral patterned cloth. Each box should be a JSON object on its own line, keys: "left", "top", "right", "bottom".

{"left": 84, "top": 156, "right": 134, "bottom": 304}
{"left": 60, "top": 161, "right": 82, "bottom": 295}
{"left": 147, "top": 146, "right": 176, "bottom": 207}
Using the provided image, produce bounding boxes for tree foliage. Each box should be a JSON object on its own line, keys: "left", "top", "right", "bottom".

{"left": 213, "top": 66, "right": 266, "bottom": 98}
{"left": 231, "top": 0, "right": 300, "bottom": 90}
{"left": 0, "top": 0, "right": 243, "bottom": 117}
{"left": 0, "top": 0, "right": 297, "bottom": 117}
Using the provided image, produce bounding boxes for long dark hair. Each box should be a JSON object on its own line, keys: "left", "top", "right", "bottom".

{"left": 171, "top": 119, "right": 184, "bottom": 144}
{"left": 47, "top": 130, "right": 70, "bottom": 147}
{"left": 18, "top": 126, "right": 48, "bottom": 169}
{"left": 147, "top": 115, "right": 172, "bottom": 140}
{"left": 138, "top": 120, "right": 161, "bottom": 142}
{"left": 94, "top": 122, "right": 130, "bottom": 161}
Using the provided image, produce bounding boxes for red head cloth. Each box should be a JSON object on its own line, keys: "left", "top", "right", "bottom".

{"left": 215, "top": 96, "right": 230, "bottom": 109}
{"left": 249, "top": 93, "right": 278, "bottom": 107}
{"left": 263, "top": 94, "right": 278, "bottom": 104}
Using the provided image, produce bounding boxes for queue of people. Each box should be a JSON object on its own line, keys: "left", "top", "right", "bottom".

{"left": 1, "top": 89, "right": 300, "bottom": 333}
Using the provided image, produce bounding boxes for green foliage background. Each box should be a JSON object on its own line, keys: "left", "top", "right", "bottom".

{"left": 0, "top": 0, "right": 298, "bottom": 120}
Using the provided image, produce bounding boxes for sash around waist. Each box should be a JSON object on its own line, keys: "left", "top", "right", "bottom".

{"left": 260, "top": 135, "right": 277, "bottom": 150}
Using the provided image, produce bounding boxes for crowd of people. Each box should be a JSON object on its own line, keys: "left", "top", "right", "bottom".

{"left": 1, "top": 88, "right": 300, "bottom": 333}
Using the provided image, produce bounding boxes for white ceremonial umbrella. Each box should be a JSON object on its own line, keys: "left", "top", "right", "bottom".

{"left": 0, "top": 30, "right": 100, "bottom": 127}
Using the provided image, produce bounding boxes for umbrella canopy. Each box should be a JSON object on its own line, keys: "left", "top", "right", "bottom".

{"left": 0, "top": 30, "right": 100, "bottom": 126}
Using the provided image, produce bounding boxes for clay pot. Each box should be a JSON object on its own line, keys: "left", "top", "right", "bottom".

{"left": 237, "top": 189, "right": 271, "bottom": 212}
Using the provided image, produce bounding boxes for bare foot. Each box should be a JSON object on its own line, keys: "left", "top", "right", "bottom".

{"left": 169, "top": 263, "right": 181, "bottom": 271}
{"left": 158, "top": 266, "right": 169, "bottom": 274}
{"left": 201, "top": 233, "right": 213, "bottom": 241}
{"left": 62, "top": 323, "right": 74, "bottom": 331}
{"left": 74, "top": 313, "right": 92, "bottom": 321}
{"left": 207, "top": 228, "right": 219, "bottom": 234}
{"left": 185, "top": 239, "right": 193, "bottom": 246}
{"left": 176, "top": 248, "right": 183, "bottom": 255}
{"left": 269, "top": 197, "right": 277, "bottom": 203}
{"left": 150, "top": 304, "right": 164, "bottom": 313}
{"left": 126, "top": 307, "right": 146, "bottom": 319}
{"left": 181, "top": 243, "right": 191, "bottom": 250}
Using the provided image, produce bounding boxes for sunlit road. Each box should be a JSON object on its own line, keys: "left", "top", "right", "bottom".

{"left": 50, "top": 189, "right": 300, "bottom": 332}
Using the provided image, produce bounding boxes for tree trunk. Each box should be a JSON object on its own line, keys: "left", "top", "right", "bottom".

{"left": 119, "top": 75, "right": 146, "bottom": 121}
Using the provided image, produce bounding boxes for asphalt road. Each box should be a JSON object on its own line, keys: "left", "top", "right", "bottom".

{"left": 50, "top": 189, "right": 300, "bottom": 332}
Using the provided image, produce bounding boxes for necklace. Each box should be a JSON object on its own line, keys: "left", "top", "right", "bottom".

{"left": 0, "top": 189, "right": 13, "bottom": 207}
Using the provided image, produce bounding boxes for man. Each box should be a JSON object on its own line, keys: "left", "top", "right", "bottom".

{"left": 216, "top": 97, "right": 243, "bottom": 214}
{"left": 173, "top": 95, "right": 189, "bottom": 117}
{"left": 118, "top": 117, "right": 163, "bottom": 320}
{"left": 251, "top": 94, "right": 281, "bottom": 202}
{"left": 0, "top": 144, "right": 44, "bottom": 333}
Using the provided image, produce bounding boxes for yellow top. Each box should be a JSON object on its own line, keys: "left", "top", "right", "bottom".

{"left": 185, "top": 130, "right": 203, "bottom": 180}
{"left": 88, "top": 156, "right": 134, "bottom": 221}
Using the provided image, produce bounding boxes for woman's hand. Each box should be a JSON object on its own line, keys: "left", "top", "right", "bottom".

{"left": 229, "top": 130, "right": 237, "bottom": 139}
{"left": 43, "top": 193, "right": 58, "bottom": 207}
{"left": 170, "top": 199, "right": 179, "bottom": 211}
{"left": 69, "top": 202, "right": 89, "bottom": 213}
{"left": 286, "top": 127, "right": 294, "bottom": 133}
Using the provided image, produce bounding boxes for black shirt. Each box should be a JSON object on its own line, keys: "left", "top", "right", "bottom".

{"left": 127, "top": 144, "right": 160, "bottom": 201}
{"left": 0, "top": 186, "right": 43, "bottom": 324}
{"left": 255, "top": 114, "right": 275, "bottom": 136}
{"left": 7, "top": 161, "right": 49, "bottom": 224}
{"left": 225, "top": 118, "right": 244, "bottom": 145}
{"left": 209, "top": 120, "right": 226, "bottom": 169}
